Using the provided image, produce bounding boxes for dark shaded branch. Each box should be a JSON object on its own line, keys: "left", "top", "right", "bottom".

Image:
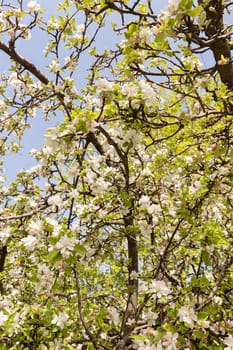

{"left": 86, "top": 131, "right": 105, "bottom": 155}
{"left": 0, "top": 245, "right": 7, "bottom": 294}
{"left": 0, "top": 40, "right": 49, "bottom": 85}
{"left": 120, "top": 214, "right": 138, "bottom": 337}
{"left": 199, "top": 0, "right": 233, "bottom": 89}
{"left": 73, "top": 266, "right": 98, "bottom": 348}
{"left": 212, "top": 39, "right": 233, "bottom": 89}
{"left": 197, "top": 256, "right": 233, "bottom": 311}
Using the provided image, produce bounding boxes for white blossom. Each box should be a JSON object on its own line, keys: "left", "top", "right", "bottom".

{"left": 64, "top": 56, "right": 77, "bottom": 72}
{"left": 139, "top": 28, "right": 153, "bottom": 45}
{"left": 77, "top": 24, "right": 85, "bottom": 33}
{"left": 45, "top": 218, "right": 61, "bottom": 237}
{"left": 162, "top": 0, "right": 181, "bottom": 18}
{"left": 54, "top": 235, "right": 75, "bottom": 257}
{"left": 28, "top": 220, "right": 42, "bottom": 236}
{"left": 26, "top": 164, "right": 42, "bottom": 176}
{"left": 0, "top": 226, "right": 11, "bottom": 244}
{"left": 130, "top": 270, "right": 138, "bottom": 280}
{"left": 123, "top": 129, "right": 141, "bottom": 145}
{"left": 205, "top": 271, "right": 214, "bottom": 282}
{"left": 21, "top": 235, "right": 37, "bottom": 251}
{"left": 0, "top": 13, "right": 6, "bottom": 28}
{"left": 224, "top": 335, "right": 233, "bottom": 350}
{"left": 27, "top": 0, "right": 40, "bottom": 12}
{"left": 52, "top": 312, "right": 69, "bottom": 329}
{"left": 0, "top": 311, "right": 8, "bottom": 326}
{"left": 96, "top": 78, "right": 113, "bottom": 93}
{"left": 198, "top": 319, "right": 210, "bottom": 329}
{"left": 149, "top": 280, "right": 171, "bottom": 298}
{"left": 185, "top": 156, "right": 193, "bottom": 164}
{"left": 49, "top": 339, "right": 64, "bottom": 350}
{"left": 143, "top": 310, "right": 158, "bottom": 326}
{"left": 0, "top": 100, "right": 6, "bottom": 112}
{"left": 138, "top": 80, "right": 157, "bottom": 107}
{"left": 139, "top": 221, "right": 152, "bottom": 235}
{"left": 47, "top": 18, "right": 60, "bottom": 30}
{"left": 139, "top": 195, "right": 151, "bottom": 208}
{"left": 213, "top": 296, "right": 223, "bottom": 305}
{"left": 131, "top": 98, "right": 141, "bottom": 109}
{"left": 85, "top": 118, "right": 98, "bottom": 132}
{"left": 182, "top": 56, "right": 202, "bottom": 71}
{"left": 19, "top": 24, "right": 31, "bottom": 40}
{"left": 49, "top": 59, "right": 60, "bottom": 73}
{"left": 86, "top": 172, "right": 109, "bottom": 195}
{"left": 178, "top": 306, "right": 197, "bottom": 328}
{"left": 37, "top": 264, "right": 52, "bottom": 279}
{"left": 35, "top": 264, "right": 54, "bottom": 292}
{"left": 121, "top": 83, "right": 138, "bottom": 98}
{"left": 162, "top": 332, "right": 178, "bottom": 350}
{"left": 42, "top": 145, "right": 54, "bottom": 157}
{"left": 48, "top": 194, "right": 63, "bottom": 208}
{"left": 8, "top": 72, "right": 23, "bottom": 89}
{"left": 133, "top": 339, "right": 157, "bottom": 350}
{"left": 156, "top": 148, "right": 168, "bottom": 156}
{"left": 147, "top": 203, "right": 161, "bottom": 215}
{"left": 108, "top": 307, "right": 120, "bottom": 326}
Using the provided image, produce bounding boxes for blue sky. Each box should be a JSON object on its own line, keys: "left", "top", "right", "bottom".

{"left": 2, "top": 1, "right": 169, "bottom": 182}
{"left": 1, "top": 1, "right": 59, "bottom": 180}
{"left": 2, "top": 0, "right": 225, "bottom": 183}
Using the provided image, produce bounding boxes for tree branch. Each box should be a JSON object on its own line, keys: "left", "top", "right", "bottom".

{"left": 0, "top": 245, "right": 7, "bottom": 294}
{"left": 0, "top": 40, "right": 49, "bottom": 85}
{"left": 200, "top": 0, "right": 233, "bottom": 89}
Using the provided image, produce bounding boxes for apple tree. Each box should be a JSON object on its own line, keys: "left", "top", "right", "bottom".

{"left": 0, "top": 0, "right": 233, "bottom": 349}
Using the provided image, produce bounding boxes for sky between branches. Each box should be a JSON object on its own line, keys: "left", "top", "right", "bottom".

{"left": 1, "top": 0, "right": 230, "bottom": 182}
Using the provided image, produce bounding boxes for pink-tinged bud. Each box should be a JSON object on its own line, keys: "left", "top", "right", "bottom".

{"left": 226, "top": 320, "right": 233, "bottom": 328}
{"left": 153, "top": 23, "right": 161, "bottom": 35}
{"left": 214, "top": 322, "right": 221, "bottom": 330}
{"left": 146, "top": 328, "right": 156, "bottom": 337}
{"left": 211, "top": 144, "right": 217, "bottom": 151}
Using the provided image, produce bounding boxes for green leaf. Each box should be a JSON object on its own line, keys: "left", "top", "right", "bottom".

{"left": 202, "top": 250, "right": 210, "bottom": 266}
{"left": 193, "top": 328, "right": 204, "bottom": 339}
{"left": 45, "top": 249, "right": 62, "bottom": 264}
{"left": 128, "top": 23, "right": 137, "bottom": 35}
{"left": 153, "top": 329, "right": 167, "bottom": 343}
{"left": 187, "top": 5, "right": 202, "bottom": 17}
{"left": 198, "top": 9, "right": 207, "bottom": 27}
{"left": 130, "top": 334, "right": 148, "bottom": 341}
{"left": 75, "top": 243, "right": 87, "bottom": 255}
